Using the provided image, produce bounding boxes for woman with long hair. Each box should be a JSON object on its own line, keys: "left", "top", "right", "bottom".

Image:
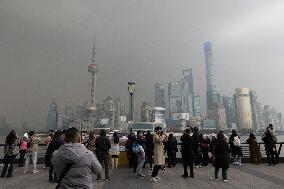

{"left": 1, "top": 130, "right": 19, "bottom": 178}
{"left": 211, "top": 132, "right": 230, "bottom": 182}
{"left": 86, "top": 132, "right": 96, "bottom": 154}
{"left": 109, "top": 132, "right": 120, "bottom": 170}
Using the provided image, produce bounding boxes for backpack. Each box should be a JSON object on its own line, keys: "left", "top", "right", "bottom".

{"left": 132, "top": 143, "right": 141, "bottom": 154}
{"left": 233, "top": 136, "right": 241, "bottom": 147}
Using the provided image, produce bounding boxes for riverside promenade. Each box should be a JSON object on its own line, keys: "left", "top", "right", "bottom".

{"left": 1, "top": 164, "right": 284, "bottom": 189}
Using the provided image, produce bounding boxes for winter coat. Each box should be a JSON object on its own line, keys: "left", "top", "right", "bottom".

{"left": 246, "top": 137, "right": 262, "bottom": 162}
{"left": 52, "top": 143, "right": 102, "bottom": 189}
{"left": 180, "top": 134, "right": 194, "bottom": 164}
{"left": 214, "top": 141, "right": 230, "bottom": 169}
{"left": 165, "top": 136, "right": 178, "bottom": 154}
{"left": 86, "top": 139, "right": 96, "bottom": 154}
{"left": 145, "top": 134, "right": 154, "bottom": 156}
{"left": 19, "top": 138, "right": 28, "bottom": 151}
{"left": 262, "top": 132, "right": 275, "bottom": 151}
{"left": 153, "top": 133, "right": 166, "bottom": 166}
{"left": 95, "top": 135, "right": 111, "bottom": 159}
{"left": 27, "top": 136, "right": 40, "bottom": 153}
{"left": 192, "top": 133, "right": 200, "bottom": 154}
{"left": 4, "top": 140, "right": 19, "bottom": 156}
{"left": 46, "top": 137, "right": 64, "bottom": 163}
{"left": 109, "top": 137, "right": 120, "bottom": 156}
{"left": 229, "top": 134, "right": 243, "bottom": 156}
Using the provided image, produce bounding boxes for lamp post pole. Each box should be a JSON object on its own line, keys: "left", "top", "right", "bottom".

{"left": 128, "top": 81, "right": 136, "bottom": 134}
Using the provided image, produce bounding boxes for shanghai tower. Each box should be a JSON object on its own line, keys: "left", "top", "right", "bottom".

{"left": 204, "top": 42, "right": 227, "bottom": 130}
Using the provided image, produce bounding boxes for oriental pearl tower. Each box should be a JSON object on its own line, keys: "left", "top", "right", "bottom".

{"left": 87, "top": 34, "right": 98, "bottom": 112}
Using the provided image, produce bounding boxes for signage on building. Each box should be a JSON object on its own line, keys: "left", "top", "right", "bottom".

{"left": 172, "top": 113, "right": 190, "bottom": 121}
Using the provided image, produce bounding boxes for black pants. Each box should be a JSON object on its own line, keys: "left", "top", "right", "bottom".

{"left": 266, "top": 149, "right": 276, "bottom": 165}
{"left": 97, "top": 156, "right": 110, "bottom": 180}
{"left": 19, "top": 150, "right": 26, "bottom": 166}
{"left": 194, "top": 153, "right": 202, "bottom": 166}
{"left": 1, "top": 155, "right": 16, "bottom": 177}
{"left": 151, "top": 165, "right": 162, "bottom": 177}
{"left": 201, "top": 151, "right": 209, "bottom": 166}
{"left": 182, "top": 156, "right": 193, "bottom": 176}
{"left": 131, "top": 154, "right": 138, "bottom": 172}
{"left": 144, "top": 153, "right": 153, "bottom": 168}
{"left": 49, "top": 163, "right": 57, "bottom": 181}
{"left": 167, "top": 151, "right": 176, "bottom": 167}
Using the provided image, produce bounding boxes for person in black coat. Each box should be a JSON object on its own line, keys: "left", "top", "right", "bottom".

{"left": 95, "top": 129, "right": 111, "bottom": 182}
{"left": 46, "top": 131, "right": 64, "bottom": 182}
{"left": 165, "top": 133, "right": 177, "bottom": 168}
{"left": 212, "top": 133, "right": 230, "bottom": 182}
{"left": 262, "top": 127, "right": 276, "bottom": 166}
{"left": 180, "top": 129, "right": 194, "bottom": 178}
{"left": 144, "top": 131, "right": 154, "bottom": 170}
{"left": 199, "top": 134, "right": 210, "bottom": 166}
{"left": 229, "top": 130, "right": 243, "bottom": 165}
{"left": 192, "top": 127, "right": 201, "bottom": 168}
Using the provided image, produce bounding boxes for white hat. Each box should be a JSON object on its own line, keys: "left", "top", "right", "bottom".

{"left": 23, "top": 133, "right": 28, "bottom": 138}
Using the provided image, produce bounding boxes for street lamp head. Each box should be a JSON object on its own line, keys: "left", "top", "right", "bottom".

{"left": 128, "top": 81, "right": 136, "bottom": 95}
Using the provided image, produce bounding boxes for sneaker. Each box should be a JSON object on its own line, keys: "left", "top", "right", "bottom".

{"left": 155, "top": 176, "right": 161, "bottom": 180}
{"left": 32, "top": 170, "right": 39, "bottom": 174}
{"left": 23, "top": 171, "right": 28, "bottom": 174}
{"left": 137, "top": 173, "right": 145, "bottom": 178}
{"left": 150, "top": 177, "right": 159, "bottom": 182}
{"left": 105, "top": 179, "right": 110, "bottom": 182}
{"left": 195, "top": 166, "right": 200, "bottom": 168}
{"left": 223, "top": 180, "right": 228, "bottom": 183}
{"left": 97, "top": 179, "right": 101, "bottom": 182}
{"left": 210, "top": 176, "right": 219, "bottom": 180}
{"left": 198, "top": 165, "right": 202, "bottom": 168}
{"left": 238, "top": 162, "right": 242, "bottom": 166}
{"left": 42, "top": 166, "right": 47, "bottom": 169}
{"left": 233, "top": 162, "right": 238, "bottom": 165}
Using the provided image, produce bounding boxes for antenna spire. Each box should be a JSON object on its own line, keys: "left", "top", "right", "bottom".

{"left": 91, "top": 33, "right": 96, "bottom": 63}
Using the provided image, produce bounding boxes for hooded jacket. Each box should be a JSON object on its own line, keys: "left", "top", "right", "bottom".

{"left": 52, "top": 143, "right": 102, "bottom": 189}
{"left": 95, "top": 130, "right": 111, "bottom": 159}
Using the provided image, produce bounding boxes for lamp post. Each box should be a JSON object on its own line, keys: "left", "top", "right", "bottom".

{"left": 128, "top": 81, "right": 136, "bottom": 123}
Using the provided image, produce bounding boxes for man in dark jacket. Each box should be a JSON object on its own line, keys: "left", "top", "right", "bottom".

{"left": 192, "top": 127, "right": 201, "bottom": 168}
{"left": 165, "top": 133, "right": 177, "bottom": 168}
{"left": 262, "top": 128, "right": 276, "bottom": 166}
{"left": 95, "top": 129, "right": 111, "bottom": 182}
{"left": 46, "top": 131, "right": 64, "bottom": 182}
{"left": 181, "top": 129, "right": 194, "bottom": 178}
{"left": 144, "top": 131, "right": 154, "bottom": 170}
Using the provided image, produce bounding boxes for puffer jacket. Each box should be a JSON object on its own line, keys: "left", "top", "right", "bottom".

{"left": 52, "top": 143, "right": 102, "bottom": 189}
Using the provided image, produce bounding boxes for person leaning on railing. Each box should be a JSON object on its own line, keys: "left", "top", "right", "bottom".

{"left": 246, "top": 133, "right": 262, "bottom": 164}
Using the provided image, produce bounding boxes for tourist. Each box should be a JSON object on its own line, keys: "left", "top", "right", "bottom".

{"left": 246, "top": 133, "right": 262, "bottom": 164}
{"left": 267, "top": 124, "right": 279, "bottom": 163}
{"left": 52, "top": 127, "right": 102, "bottom": 189}
{"left": 209, "top": 134, "right": 217, "bottom": 163}
{"left": 211, "top": 133, "right": 230, "bottom": 182}
{"left": 125, "top": 134, "right": 134, "bottom": 169}
{"left": 150, "top": 126, "right": 166, "bottom": 182}
{"left": 24, "top": 131, "right": 40, "bottom": 174}
{"left": 130, "top": 134, "right": 138, "bottom": 173}
{"left": 1, "top": 130, "right": 19, "bottom": 178}
{"left": 262, "top": 127, "right": 276, "bottom": 166}
{"left": 132, "top": 131, "right": 146, "bottom": 178}
{"left": 229, "top": 130, "right": 243, "bottom": 165}
{"left": 95, "top": 129, "right": 111, "bottom": 182}
{"left": 181, "top": 129, "right": 194, "bottom": 179}
{"left": 86, "top": 132, "right": 96, "bottom": 155}
{"left": 144, "top": 130, "right": 154, "bottom": 170}
{"left": 46, "top": 131, "right": 64, "bottom": 182}
{"left": 109, "top": 132, "right": 120, "bottom": 170}
{"left": 192, "top": 127, "right": 202, "bottom": 168}
{"left": 43, "top": 130, "right": 54, "bottom": 169}
{"left": 165, "top": 133, "right": 177, "bottom": 168}
{"left": 199, "top": 134, "right": 210, "bottom": 166}
{"left": 18, "top": 133, "right": 28, "bottom": 167}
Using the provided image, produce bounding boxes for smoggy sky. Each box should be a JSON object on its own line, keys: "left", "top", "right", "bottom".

{"left": 1, "top": 0, "right": 284, "bottom": 130}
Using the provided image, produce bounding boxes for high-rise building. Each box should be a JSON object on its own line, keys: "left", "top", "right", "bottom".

{"left": 87, "top": 35, "right": 98, "bottom": 112}
{"left": 249, "top": 90, "right": 262, "bottom": 131}
{"left": 180, "top": 78, "right": 189, "bottom": 114}
{"left": 234, "top": 88, "right": 253, "bottom": 130}
{"left": 204, "top": 41, "right": 227, "bottom": 130}
{"left": 168, "top": 82, "right": 181, "bottom": 119}
{"left": 194, "top": 95, "right": 201, "bottom": 117}
{"left": 276, "top": 113, "right": 283, "bottom": 131}
{"left": 47, "top": 101, "right": 58, "bottom": 131}
{"left": 257, "top": 103, "right": 266, "bottom": 130}
{"left": 155, "top": 83, "right": 165, "bottom": 107}
{"left": 182, "top": 69, "right": 194, "bottom": 117}
{"left": 103, "top": 96, "right": 116, "bottom": 129}
{"left": 222, "top": 96, "right": 236, "bottom": 129}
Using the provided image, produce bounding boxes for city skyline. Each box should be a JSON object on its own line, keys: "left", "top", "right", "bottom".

{"left": 1, "top": 0, "right": 284, "bottom": 129}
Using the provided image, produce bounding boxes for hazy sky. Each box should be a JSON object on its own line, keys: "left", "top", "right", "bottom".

{"left": 1, "top": 0, "right": 284, "bottom": 130}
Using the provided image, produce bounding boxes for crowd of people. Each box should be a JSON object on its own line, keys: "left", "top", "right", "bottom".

{"left": 0, "top": 123, "right": 281, "bottom": 188}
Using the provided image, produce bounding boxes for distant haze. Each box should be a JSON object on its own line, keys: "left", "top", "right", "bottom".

{"left": 1, "top": 0, "right": 284, "bottom": 129}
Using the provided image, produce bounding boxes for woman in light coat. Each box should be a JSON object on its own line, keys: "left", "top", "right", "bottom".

{"left": 150, "top": 126, "right": 166, "bottom": 182}
{"left": 109, "top": 132, "right": 120, "bottom": 170}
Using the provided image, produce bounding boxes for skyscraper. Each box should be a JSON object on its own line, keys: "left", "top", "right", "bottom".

{"left": 194, "top": 95, "right": 201, "bottom": 117}
{"left": 182, "top": 69, "right": 194, "bottom": 117}
{"left": 249, "top": 90, "right": 262, "bottom": 131}
{"left": 47, "top": 101, "right": 58, "bottom": 131}
{"left": 234, "top": 88, "right": 253, "bottom": 130}
{"left": 155, "top": 83, "right": 165, "bottom": 107}
{"left": 168, "top": 82, "right": 181, "bottom": 119}
{"left": 87, "top": 34, "right": 98, "bottom": 112}
{"left": 222, "top": 96, "right": 236, "bottom": 129}
{"left": 204, "top": 41, "right": 227, "bottom": 130}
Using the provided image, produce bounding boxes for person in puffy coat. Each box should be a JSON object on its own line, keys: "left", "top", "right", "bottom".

{"left": 246, "top": 133, "right": 262, "bottom": 164}
{"left": 52, "top": 127, "right": 102, "bottom": 189}
{"left": 165, "top": 133, "right": 177, "bottom": 168}
{"left": 180, "top": 129, "right": 194, "bottom": 178}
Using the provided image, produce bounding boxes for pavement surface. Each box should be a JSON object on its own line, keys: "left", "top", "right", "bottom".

{"left": 1, "top": 163, "right": 284, "bottom": 189}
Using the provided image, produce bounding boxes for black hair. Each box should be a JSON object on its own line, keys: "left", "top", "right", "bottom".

{"left": 54, "top": 130, "right": 63, "bottom": 138}
{"left": 113, "top": 132, "right": 119, "bottom": 144}
{"left": 155, "top": 126, "right": 161, "bottom": 132}
{"left": 64, "top": 127, "right": 79, "bottom": 143}
{"left": 5, "top": 130, "right": 17, "bottom": 146}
